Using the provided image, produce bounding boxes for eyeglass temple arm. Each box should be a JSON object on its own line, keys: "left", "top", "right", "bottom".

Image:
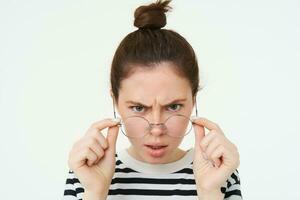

{"left": 113, "top": 97, "right": 117, "bottom": 119}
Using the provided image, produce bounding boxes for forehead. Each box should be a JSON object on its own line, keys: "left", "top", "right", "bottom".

{"left": 119, "top": 62, "right": 192, "bottom": 103}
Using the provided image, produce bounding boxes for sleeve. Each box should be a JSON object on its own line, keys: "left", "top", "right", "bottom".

{"left": 62, "top": 170, "right": 85, "bottom": 200}
{"left": 223, "top": 169, "right": 243, "bottom": 200}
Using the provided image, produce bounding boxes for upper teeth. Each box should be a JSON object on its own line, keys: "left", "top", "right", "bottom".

{"left": 151, "top": 146, "right": 163, "bottom": 149}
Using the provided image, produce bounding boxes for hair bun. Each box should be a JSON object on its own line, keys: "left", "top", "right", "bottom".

{"left": 134, "top": 0, "right": 172, "bottom": 29}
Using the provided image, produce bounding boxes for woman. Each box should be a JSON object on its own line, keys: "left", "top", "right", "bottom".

{"left": 63, "top": 0, "right": 242, "bottom": 199}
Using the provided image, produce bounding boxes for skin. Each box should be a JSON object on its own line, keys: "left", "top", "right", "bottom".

{"left": 68, "top": 61, "right": 240, "bottom": 200}
{"left": 112, "top": 62, "right": 195, "bottom": 164}
{"left": 112, "top": 61, "right": 240, "bottom": 198}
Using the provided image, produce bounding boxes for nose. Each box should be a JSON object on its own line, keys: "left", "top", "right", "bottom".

{"left": 149, "top": 123, "right": 167, "bottom": 136}
{"left": 148, "top": 110, "right": 167, "bottom": 136}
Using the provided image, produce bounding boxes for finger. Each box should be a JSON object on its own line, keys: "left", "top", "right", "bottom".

{"left": 212, "top": 158, "right": 222, "bottom": 168}
{"left": 86, "top": 147, "right": 98, "bottom": 166}
{"left": 90, "top": 118, "right": 120, "bottom": 132}
{"left": 199, "top": 130, "right": 218, "bottom": 151}
{"left": 193, "top": 123, "right": 211, "bottom": 162}
{"left": 211, "top": 145, "right": 225, "bottom": 168}
{"left": 71, "top": 147, "right": 98, "bottom": 167}
{"left": 106, "top": 124, "right": 120, "bottom": 156}
{"left": 204, "top": 135, "right": 222, "bottom": 158}
{"left": 86, "top": 128, "right": 108, "bottom": 149}
{"left": 193, "top": 123, "right": 205, "bottom": 153}
{"left": 204, "top": 138, "right": 222, "bottom": 168}
{"left": 86, "top": 137, "right": 105, "bottom": 164}
{"left": 192, "top": 117, "right": 223, "bottom": 134}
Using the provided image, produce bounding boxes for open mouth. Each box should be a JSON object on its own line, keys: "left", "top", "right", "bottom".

{"left": 144, "top": 144, "right": 168, "bottom": 157}
{"left": 145, "top": 145, "right": 168, "bottom": 150}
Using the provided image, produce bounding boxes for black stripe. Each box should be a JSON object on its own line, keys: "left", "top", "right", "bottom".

{"left": 108, "top": 189, "right": 197, "bottom": 196}
{"left": 64, "top": 189, "right": 76, "bottom": 196}
{"left": 76, "top": 187, "right": 84, "bottom": 194}
{"left": 111, "top": 177, "right": 195, "bottom": 185}
{"left": 66, "top": 177, "right": 81, "bottom": 185}
{"left": 65, "top": 178, "right": 75, "bottom": 185}
{"left": 224, "top": 189, "right": 242, "bottom": 198}
{"left": 227, "top": 179, "right": 232, "bottom": 188}
{"left": 116, "top": 160, "right": 122, "bottom": 165}
{"left": 231, "top": 171, "right": 240, "bottom": 184}
{"left": 115, "top": 167, "right": 139, "bottom": 173}
{"left": 173, "top": 168, "right": 193, "bottom": 174}
{"left": 221, "top": 186, "right": 226, "bottom": 194}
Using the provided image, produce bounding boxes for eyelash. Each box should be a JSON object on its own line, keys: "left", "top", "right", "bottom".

{"left": 129, "top": 104, "right": 183, "bottom": 113}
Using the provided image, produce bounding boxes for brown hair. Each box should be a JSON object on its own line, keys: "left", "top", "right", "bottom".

{"left": 110, "top": 0, "right": 201, "bottom": 103}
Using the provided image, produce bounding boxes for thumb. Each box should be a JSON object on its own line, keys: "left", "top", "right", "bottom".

{"left": 193, "top": 122, "right": 208, "bottom": 161}
{"left": 106, "top": 125, "right": 119, "bottom": 156}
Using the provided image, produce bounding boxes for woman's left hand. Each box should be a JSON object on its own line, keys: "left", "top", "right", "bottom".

{"left": 192, "top": 117, "right": 240, "bottom": 193}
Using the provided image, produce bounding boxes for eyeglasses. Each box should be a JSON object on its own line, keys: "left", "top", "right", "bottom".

{"left": 112, "top": 98, "right": 199, "bottom": 138}
{"left": 117, "top": 114, "right": 194, "bottom": 138}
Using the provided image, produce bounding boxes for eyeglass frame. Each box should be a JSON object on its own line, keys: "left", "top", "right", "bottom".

{"left": 112, "top": 97, "right": 199, "bottom": 138}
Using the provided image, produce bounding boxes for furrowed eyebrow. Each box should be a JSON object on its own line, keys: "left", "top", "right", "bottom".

{"left": 125, "top": 98, "right": 187, "bottom": 107}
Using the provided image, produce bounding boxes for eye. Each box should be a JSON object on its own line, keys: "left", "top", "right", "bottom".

{"left": 167, "top": 104, "right": 183, "bottom": 111}
{"left": 129, "top": 105, "right": 145, "bottom": 113}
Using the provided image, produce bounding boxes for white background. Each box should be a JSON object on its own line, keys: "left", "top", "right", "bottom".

{"left": 0, "top": 0, "right": 299, "bottom": 199}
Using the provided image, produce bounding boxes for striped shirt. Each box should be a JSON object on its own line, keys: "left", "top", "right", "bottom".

{"left": 63, "top": 148, "right": 242, "bottom": 200}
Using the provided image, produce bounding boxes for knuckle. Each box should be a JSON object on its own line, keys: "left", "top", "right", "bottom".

{"left": 90, "top": 122, "right": 98, "bottom": 129}
{"left": 200, "top": 141, "right": 206, "bottom": 149}
{"left": 219, "top": 145, "right": 225, "bottom": 152}
{"left": 214, "top": 136, "right": 220, "bottom": 143}
{"left": 210, "top": 130, "right": 218, "bottom": 135}
{"left": 89, "top": 138, "right": 98, "bottom": 147}
{"left": 83, "top": 147, "right": 90, "bottom": 155}
{"left": 99, "top": 148, "right": 104, "bottom": 156}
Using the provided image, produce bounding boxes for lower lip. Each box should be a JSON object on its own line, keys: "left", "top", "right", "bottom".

{"left": 144, "top": 145, "right": 168, "bottom": 158}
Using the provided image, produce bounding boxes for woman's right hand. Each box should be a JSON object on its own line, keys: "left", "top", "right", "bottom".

{"left": 68, "top": 118, "right": 120, "bottom": 195}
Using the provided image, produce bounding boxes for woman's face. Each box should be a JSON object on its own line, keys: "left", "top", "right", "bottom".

{"left": 112, "top": 61, "right": 195, "bottom": 164}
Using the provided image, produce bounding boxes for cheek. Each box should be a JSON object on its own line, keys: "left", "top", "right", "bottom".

{"left": 128, "top": 138, "right": 144, "bottom": 147}
{"left": 169, "top": 137, "right": 184, "bottom": 147}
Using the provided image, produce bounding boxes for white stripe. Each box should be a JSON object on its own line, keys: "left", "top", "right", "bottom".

{"left": 224, "top": 195, "right": 243, "bottom": 200}
{"left": 77, "top": 192, "right": 84, "bottom": 199}
{"left": 116, "top": 163, "right": 194, "bottom": 171}
{"left": 109, "top": 183, "right": 197, "bottom": 190}
{"left": 113, "top": 172, "right": 195, "bottom": 179}
{"left": 64, "top": 184, "right": 76, "bottom": 190}
{"left": 73, "top": 182, "right": 83, "bottom": 189}
{"left": 62, "top": 195, "right": 77, "bottom": 200}
{"left": 117, "top": 148, "right": 194, "bottom": 174}
{"left": 227, "top": 174, "right": 239, "bottom": 185}
{"left": 226, "top": 183, "right": 241, "bottom": 192}
{"left": 107, "top": 195, "right": 199, "bottom": 200}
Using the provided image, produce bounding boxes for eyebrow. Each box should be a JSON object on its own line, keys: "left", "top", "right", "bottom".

{"left": 125, "top": 98, "right": 187, "bottom": 107}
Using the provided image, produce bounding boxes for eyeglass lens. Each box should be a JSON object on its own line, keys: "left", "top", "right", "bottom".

{"left": 120, "top": 115, "right": 192, "bottom": 138}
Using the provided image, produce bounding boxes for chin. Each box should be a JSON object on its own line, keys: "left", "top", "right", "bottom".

{"left": 141, "top": 145, "right": 173, "bottom": 164}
